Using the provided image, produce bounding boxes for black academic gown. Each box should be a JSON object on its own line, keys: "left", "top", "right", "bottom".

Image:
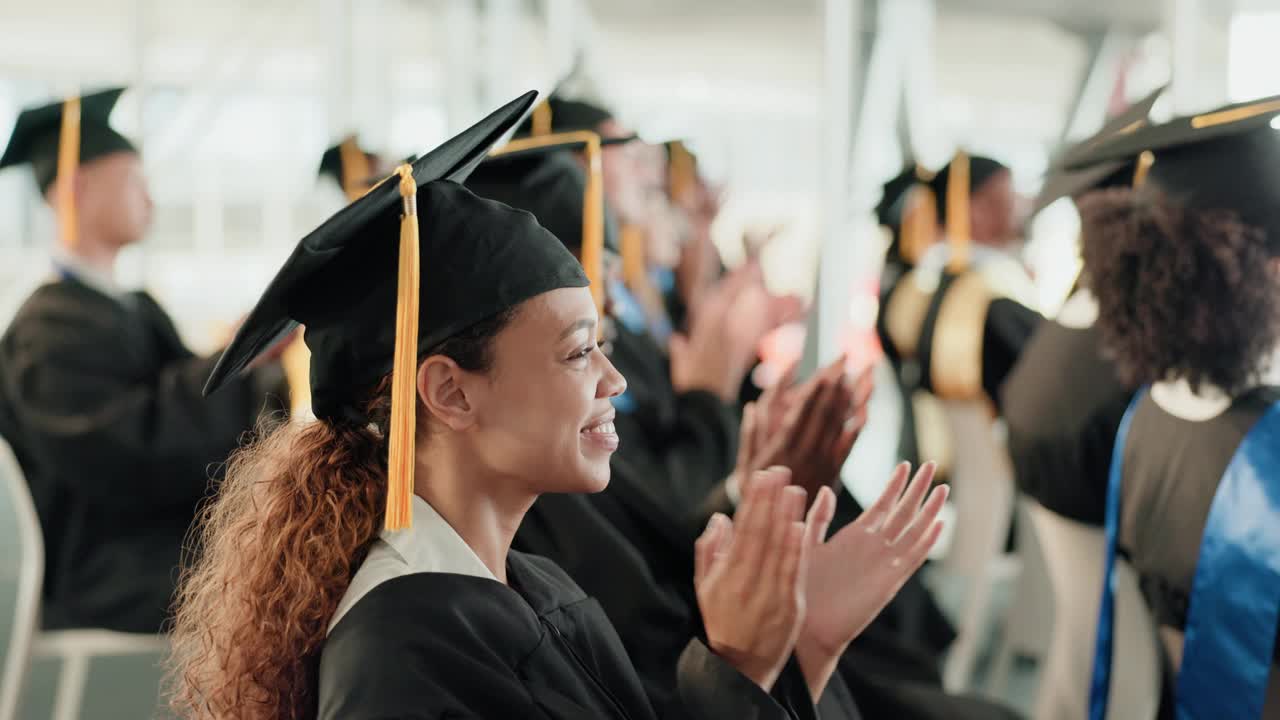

{"left": 1120, "top": 388, "right": 1280, "bottom": 659}
{"left": 0, "top": 278, "right": 283, "bottom": 632}
{"left": 1000, "top": 319, "right": 1134, "bottom": 525}
{"left": 317, "top": 549, "right": 818, "bottom": 720}
{"left": 914, "top": 272, "right": 1042, "bottom": 410}
{"left": 517, "top": 457, "right": 1021, "bottom": 720}
{"left": 606, "top": 322, "right": 737, "bottom": 523}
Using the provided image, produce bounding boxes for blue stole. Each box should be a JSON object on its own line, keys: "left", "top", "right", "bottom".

{"left": 1091, "top": 389, "right": 1280, "bottom": 719}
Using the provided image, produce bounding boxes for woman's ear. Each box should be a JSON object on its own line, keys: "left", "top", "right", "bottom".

{"left": 417, "top": 356, "right": 476, "bottom": 431}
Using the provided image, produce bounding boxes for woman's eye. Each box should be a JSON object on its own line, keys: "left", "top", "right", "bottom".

{"left": 569, "top": 346, "right": 593, "bottom": 361}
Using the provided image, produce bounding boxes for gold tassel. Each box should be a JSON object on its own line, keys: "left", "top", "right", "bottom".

{"left": 385, "top": 164, "right": 420, "bottom": 531}
{"left": 620, "top": 224, "right": 646, "bottom": 293}
{"left": 532, "top": 100, "right": 552, "bottom": 136}
{"left": 900, "top": 184, "right": 937, "bottom": 265}
{"left": 56, "top": 96, "right": 81, "bottom": 252}
{"left": 946, "top": 150, "right": 971, "bottom": 274}
{"left": 579, "top": 135, "right": 605, "bottom": 325}
{"left": 339, "top": 136, "right": 373, "bottom": 203}
{"left": 489, "top": 130, "right": 606, "bottom": 329}
{"left": 667, "top": 141, "right": 696, "bottom": 204}
{"left": 1132, "top": 150, "right": 1155, "bottom": 189}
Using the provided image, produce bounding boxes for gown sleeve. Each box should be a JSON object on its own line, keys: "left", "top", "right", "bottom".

{"left": 0, "top": 287, "right": 284, "bottom": 509}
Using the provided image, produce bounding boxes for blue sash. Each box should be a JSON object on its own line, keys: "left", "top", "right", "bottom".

{"left": 1091, "top": 390, "right": 1280, "bottom": 719}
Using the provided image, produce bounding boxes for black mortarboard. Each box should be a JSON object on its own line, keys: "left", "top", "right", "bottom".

{"left": 318, "top": 135, "right": 378, "bottom": 202}
{"left": 927, "top": 154, "right": 1008, "bottom": 224}
{"left": 1030, "top": 86, "right": 1165, "bottom": 216}
{"left": 876, "top": 165, "right": 924, "bottom": 228}
{"left": 470, "top": 132, "right": 613, "bottom": 319}
{"left": 1067, "top": 93, "right": 1280, "bottom": 243}
{"left": 513, "top": 95, "right": 637, "bottom": 146}
{"left": 206, "top": 90, "right": 588, "bottom": 530}
{"left": 0, "top": 87, "right": 136, "bottom": 193}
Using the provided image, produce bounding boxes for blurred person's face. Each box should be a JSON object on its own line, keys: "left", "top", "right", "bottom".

{"left": 66, "top": 151, "right": 153, "bottom": 249}
{"left": 597, "top": 119, "right": 651, "bottom": 226}
{"left": 644, "top": 191, "right": 688, "bottom": 270}
{"left": 970, "top": 169, "right": 1017, "bottom": 247}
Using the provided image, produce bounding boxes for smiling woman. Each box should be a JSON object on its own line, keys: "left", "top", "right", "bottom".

{"left": 165, "top": 92, "right": 826, "bottom": 720}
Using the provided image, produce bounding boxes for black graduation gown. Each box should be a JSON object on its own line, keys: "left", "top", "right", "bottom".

{"left": 1118, "top": 387, "right": 1280, "bottom": 664}
{"left": 915, "top": 272, "right": 1042, "bottom": 409}
{"left": 1000, "top": 320, "right": 1133, "bottom": 525}
{"left": 0, "top": 278, "right": 283, "bottom": 632}
{"left": 317, "top": 549, "right": 818, "bottom": 720}
{"left": 875, "top": 256, "right": 922, "bottom": 467}
{"left": 517, "top": 457, "right": 1021, "bottom": 720}
{"left": 606, "top": 322, "right": 737, "bottom": 524}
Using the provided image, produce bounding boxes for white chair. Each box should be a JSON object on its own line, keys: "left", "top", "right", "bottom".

{"left": 0, "top": 438, "right": 170, "bottom": 720}
{"left": 1027, "top": 501, "right": 1161, "bottom": 720}
{"left": 986, "top": 498, "right": 1054, "bottom": 696}
{"left": 936, "top": 400, "right": 1021, "bottom": 692}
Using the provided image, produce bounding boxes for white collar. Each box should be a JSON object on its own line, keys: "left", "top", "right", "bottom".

{"left": 1151, "top": 378, "right": 1233, "bottom": 421}
{"left": 1055, "top": 288, "right": 1099, "bottom": 329}
{"left": 327, "top": 494, "right": 497, "bottom": 634}
{"left": 51, "top": 247, "right": 124, "bottom": 300}
{"left": 1151, "top": 351, "right": 1280, "bottom": 421}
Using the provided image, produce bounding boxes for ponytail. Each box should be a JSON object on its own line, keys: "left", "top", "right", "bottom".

{"left": 168, "top": 381, "right": 391, "bottom": 720}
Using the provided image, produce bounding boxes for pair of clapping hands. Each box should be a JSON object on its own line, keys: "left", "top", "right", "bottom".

{"left": 694, "top": 355, "right": 947, "bottom": 701}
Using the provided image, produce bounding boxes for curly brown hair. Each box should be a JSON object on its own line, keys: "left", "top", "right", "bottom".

{"left": 1078, "top": 187, "right": 1280, "bottom": 396}
{"left": 167, "top": 308, "right": 515, "bottom": 719}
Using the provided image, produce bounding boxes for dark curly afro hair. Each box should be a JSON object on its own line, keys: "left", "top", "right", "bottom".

{"left": 1078, "top": 186, "right": 1280, "bottom": 396}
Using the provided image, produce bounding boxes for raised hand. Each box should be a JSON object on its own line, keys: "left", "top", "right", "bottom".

{"left": 694, "top": 468, "right": 824, "bottom": 691}
{"left": 737, "top": 356, "right": 873, "bottom": 501}
{"left": 793, "top": 462, "right": 948, "bottom": 699}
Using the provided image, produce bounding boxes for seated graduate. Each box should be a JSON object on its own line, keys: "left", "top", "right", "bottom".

{"left": 883, "top": 152, "right": 1042, "bottom": 409}
{"left": 468, "top": 132, "right": 1019, "bottom": 720}
{"left": 168, "top": 92, "right": 854, "bottom": 720}
{"left": 318, "top": 134, "right": 400, "bottom": 203}
{"left": 1000, "top": 87, "right": 1162, "bottom": 526}
{"left": 1074, "top": 94, "right": 1280, "bottom": 720}
{"left": 0, "top": 88, "right": 289, "bottom": 634}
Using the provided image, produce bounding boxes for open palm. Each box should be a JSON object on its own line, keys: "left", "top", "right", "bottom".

{"left": 801, "top": 462, "right": 948, "bottom": 657}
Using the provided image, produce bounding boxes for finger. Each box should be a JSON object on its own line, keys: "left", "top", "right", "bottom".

{"left": 860, "top": 462, "right": 911, "bottom": 532}
{"left": 763, "top": 484, "right": 808, "bottom": 588}
{"left": 736, "top": 402, "right": 757, "bottom": 476}
{"left": 880, "top": 461, "right": 938, "bottom": 541}
{"left": 822, "top": 352, "right": 848, "bottom": 381}
{"left": 788, "top": 377, "right": 833, "bottom": 454}
{"left": 694, "top": 513, "right": 727, "bottom": 585}
{"left": 830, "top": 405, "right": 865, "bottom": 466}
{"left": 804, "top": 485, "right": 838, "bottom": 547}
{"left": 778, "top": 518, "right": 808, "bottom": 617}
{"left": 895, "top": 483, "right": 949, "bottom": 548}
{"left": 850, "top": 367, "right": 875, "bottom": 413}
{"left": 818, "top": 374, "right": 855, "bottom": 455}
{"left": 904, "top": 519, "right": 946, "bottom": 574}
{"left": 730, "top": 468, "right": 788, "bottom": 572}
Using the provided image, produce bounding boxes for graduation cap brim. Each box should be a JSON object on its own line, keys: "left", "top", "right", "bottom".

{"left": 1065, "top": 93, "right": 1280, "bottom": 170}
{"left": 1029, "top": 160, "right": 1129, "bottom": 216}
{"left": 1029, "top": 86, "right": 1166, "bottom": 217}
{"left": 204, "top": 89, "right": 539, "bottom": 396}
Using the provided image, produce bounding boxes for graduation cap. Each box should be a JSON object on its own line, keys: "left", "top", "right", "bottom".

{"left": 205, "top": 90, "right": 589, "bottom": 530}
{"left": 469, "top": 131, "right": 612, "bottom": 321}
{"left": 513, "top": 95, "right": 637, "bottom": 146}
{"left": 319, "top": 135, "right": 376, "bottom": 202}
{"left": 1066, "top": 93, "right": 1280, "bottom": 242}
{"left": 0, "top": 87, "right": 137, "bottom": 250}
{"left": 876, "top": 164, "right": 940, "bottom": 265}
{"left": 1030, "top": 86, "right": 1166, "bottom": 217}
